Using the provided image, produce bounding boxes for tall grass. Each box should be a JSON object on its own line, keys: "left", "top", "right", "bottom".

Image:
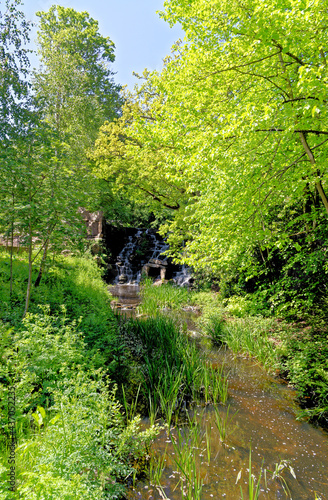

{"left": 120, "top": 316, "right": 199, "bottom": 419}
{"left": 238, "top": 449, "right": 264, "bottom": 500}
{"left": 139, "top": 278, "right": 191, "bottom": 315}
{"left": 119, "top": 314, "right": 230, "bottom": 426}
{"left": 169, "top": 414, "right": 204, "bottom": 500}
{"left": 206, "top": 314, "right": 279, "bottom": 370}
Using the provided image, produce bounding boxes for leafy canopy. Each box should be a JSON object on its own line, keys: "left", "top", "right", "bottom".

{"left": 94, "top": 0, "right": 328, "bottom": 275}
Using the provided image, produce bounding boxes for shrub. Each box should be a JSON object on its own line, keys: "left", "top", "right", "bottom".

{"left": 0, "top": 311, "right": 159, "bottom": 499}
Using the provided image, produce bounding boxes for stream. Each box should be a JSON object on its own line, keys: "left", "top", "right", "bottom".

{"left": 110, "top": 284, "right": 328, "bottom": 500}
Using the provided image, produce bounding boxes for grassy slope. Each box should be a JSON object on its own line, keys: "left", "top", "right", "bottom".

{"left": 0, "top": 250, "right": 158, "bottom": 499}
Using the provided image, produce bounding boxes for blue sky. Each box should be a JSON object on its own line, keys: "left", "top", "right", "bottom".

{"left": 20, "top": 0, "right": 184, "bottom": 89}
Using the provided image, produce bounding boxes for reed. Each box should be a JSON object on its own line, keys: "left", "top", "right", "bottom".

{"left": 207, "top": 316, "right": 279, "bottom": 370}
{"left": 269, "top": 459, "right": 296, "bottom": 498}
{"left": 157, "top": 368, "right": 184, "bottom": 429}
{"left": 214, "top": 404, "right": 237, "bottom": 443}
{"left": 123, "top": 316, "right": 215, "bottom": 420}
{"left": 139, "top": 279, "right": 191, "bottom": 315}
{"left": 122, "top": 383, "right": 141, "bottom": 423}
{"left": 205, "top": 423, "right": 212, "bottom": 466}
{"left": 237, "top": 448, "right": 264, "bottom": 500}
{"left": 201, "top": 362, "right": 229, "bottom": 405}
{"left": 170, "top": 415, "right": 204, "bottom": 500}
{"left": 149, "top": 447, "right": 168, "bottom": 492}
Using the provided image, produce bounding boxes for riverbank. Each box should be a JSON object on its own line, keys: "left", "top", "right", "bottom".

{"left": 115, "top": 280, "right": 328, "bottom": 500}
{"left": 137, "top": 279, "right": 328, "bottom": 429}
{"left": 0, "top": 250, "right": 159, "bottom": 499}
{"left": 1, "top": 250, "right": 327, "bottom": 499}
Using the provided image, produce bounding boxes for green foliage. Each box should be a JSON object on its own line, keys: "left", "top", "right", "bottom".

{"left": 140, "top": 279, "right": 191, "bottom": 315}
{"left": 0, "top": 305, "right": 159, "bottom": 498}
{"left": 94, "top": 0, "right": 328, "bottom": 319}
{"left": 1, "top": 3, "right": 123, "bottom": 319}
{"left": 282, "top": 326, "right": 328, "bottom": 423}
{"left": 118, "top": 314, "right": 227, "bottom": 421}
{"left": 210, "top": 314, "right": 279, "bottom": 370}
{"left": 0, "top": 252, "right": 112, "bottom": 322}
{"left": 35, "top": 5, "right": 121, "bottom": 154}
{"left": 0, "top": 0, "right": 31, "bottom": 142}
{"left": 0, "top": 251, "right": 134, "bottom": 388}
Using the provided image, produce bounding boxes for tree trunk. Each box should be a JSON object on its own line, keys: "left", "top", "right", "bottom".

{"left": 9, "top": 190, "right": 15, "bottom": 297}
{"left": 34, "top": 239, "right": 49, "bottom": 288}
{"left": 23, "top": 216, "right": 33, "bottom": 319}
{"left": 298, "top": 132, "right": 328, "bottom": 214}
{"left": 10, "top": 221, "right": 14, "bottom": 297}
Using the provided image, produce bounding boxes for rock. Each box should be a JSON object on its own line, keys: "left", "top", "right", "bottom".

{"left": 149, "top": 258, "right": 168, "bottom": 266}
{"left": 118, "top": 274, "right": 128, "bottom": 284}
{"left": 79, "top": 208, "right": 103, "bottom": 239}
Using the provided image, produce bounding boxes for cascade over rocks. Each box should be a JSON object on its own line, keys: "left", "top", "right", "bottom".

{"left": 102, "top": 220, "right": 191, "bottom": 285}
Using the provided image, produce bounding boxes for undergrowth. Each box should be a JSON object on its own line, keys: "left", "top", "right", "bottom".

{"left": 0, "top": 311, "right": 159, "bottom": 499}
{"left": 0, "top": 251, "right": 160, "bottom": 498}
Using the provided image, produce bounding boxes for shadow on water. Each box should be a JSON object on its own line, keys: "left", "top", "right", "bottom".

{"left": 110, "top": 285, "right": 328, "bottom": 499}
{"left": 109, "top": 283, "right": 141, "bottom": 318}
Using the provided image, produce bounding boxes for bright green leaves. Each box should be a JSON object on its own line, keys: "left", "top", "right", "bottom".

{"left": 94, "top": 0, "right": 328, "bottom": 279}
{"left": 34, "top": 5, "right": 121, "bottom": 154}
{"left": 0, "top": 0, "right": 31, "bottom": 142}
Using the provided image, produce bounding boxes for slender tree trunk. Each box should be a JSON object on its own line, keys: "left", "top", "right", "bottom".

{"left": 34, "top": 239, "right": 49, "bottom": 288}
{"left": 277, "top": 53, "right": 328, "bottom": 214}
{"left": 23, "top": 205, "right": 33, "bottom": 319}
{"left": 9, "top": 190, "right": 15, "bottom": 296}
{"left": 10, "top": 224, "right": 14, "bottom": 297}
{"left": 298, "top": 132, "right": 328, "bottom": 214}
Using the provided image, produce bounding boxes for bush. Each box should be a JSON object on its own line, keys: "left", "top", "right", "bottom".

{"left": 282, "top": 327, "right": 328, "bottom": 425}
{"left": 0, "top": 311, "right": 159, "bottom": 499}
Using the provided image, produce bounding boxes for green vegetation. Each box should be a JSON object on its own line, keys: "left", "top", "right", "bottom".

{"left": 93, "top": 0, "right": 328, "bottom": 322}
{"left": 139, "top": 277, "right": 191, "bottom": 315}
{"left": 0, "top": 252, "right": 160, "bottom": 498}
{"left": 118, "top": 314, "right": 228, "bottom": 424}
{"left": 1, "top": 0, "right": 328, "bottom": 496}
{"left": 138, "top": 281, "right": 328, "bottom": 427}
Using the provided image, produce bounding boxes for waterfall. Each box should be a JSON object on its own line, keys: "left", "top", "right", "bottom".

{"left": 115, "top": 230, "right": 143, "bottom": 284}
{"left": 112, "top": 228, "right": 191, "bottom": 285}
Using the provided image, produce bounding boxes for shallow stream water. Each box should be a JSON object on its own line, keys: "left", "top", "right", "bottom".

{"left": 110, "top": 284, "right": 328, "bottom": 500}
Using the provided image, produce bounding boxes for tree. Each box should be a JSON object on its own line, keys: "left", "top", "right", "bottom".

{"left": 0, "top": 0, "right": 31, "bottom": 142}
{"left": 156, "top": 0, "right": 328, "bottom": 266}
{"left": 34, "top": 5, "right": 122, "bottom": 156}
{"left": 0, "top": 0, "right": 33, "bottom": 296}
{"left": 94, "top": 0, "right": 328, "bottom": 275}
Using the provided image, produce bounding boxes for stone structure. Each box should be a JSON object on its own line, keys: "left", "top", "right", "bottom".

{"left": 79, "top": 209, "right": 103, "bottom": 240}
{"left": 142, "top": 258, "right": 168, "bottom": 281}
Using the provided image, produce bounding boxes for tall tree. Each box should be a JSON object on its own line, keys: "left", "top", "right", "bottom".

{"left": 34, "top": 5, "right": 121, "bottom": 156}
{"left": 0, "top": 0, "right": 31, "bottom": 142}
{"left": 94, "top": 0, "right": 328, "bottom": 276}
{"left": 0, "top": 0, "right": 33, "bottom": 295}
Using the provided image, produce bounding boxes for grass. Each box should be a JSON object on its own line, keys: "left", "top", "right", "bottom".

{"left": 0, "top": 250, "right": 164, "bottom": 499}
{"left": 139, "top": 279, "right": 328, "bottom": 427}
{"left": 139, "top": 278, "right": 191, "bottom": 315}
{"left": 119, "top": 315, "right": 229, "bottom": 423}
{"left": 237, "top": 451, "right": 297, "bottom": 499}
{"left": 169, "top": 413, "right": 204, "bottom": 500}
{"left": 238, "top": 449, "right": 264, "bottom": 500}
{"left": 214, "top": 405, "right": 237, "bottom": 443}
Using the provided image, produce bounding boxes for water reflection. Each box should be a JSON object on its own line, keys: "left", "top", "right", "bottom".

{"left": 110, "top": 285, "right": 328, "bottom": 499}
{"left": 128, "top": 346, "right": 328, "bottom": 500}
